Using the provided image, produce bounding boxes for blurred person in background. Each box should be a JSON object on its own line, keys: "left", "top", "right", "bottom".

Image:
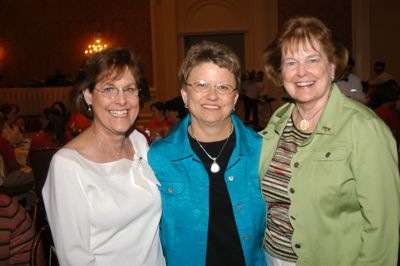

{"left": 0, "top": 113, "right": 34, "bottom": 190}
{"left": 369, "top": 60, "right": 396, "bottom": 86}
{"left": 145, "top": 101, "right": 171, "bottom": 141}
{"left": 15, "top": 116, "right": 26, "bottom": 134}
{"left": 51, "top": 100, "right": 71, "bottom": 123}
{"left": 164, "top": 96, "right": 187, "bottom": 131}
{"left": 66, "top": 110, "right": 91, "bottom": 137}
{"left": 336, "top": 56, "right": 365, "bottom": 103}
{"left": 0, "top": 192, "right": 35, "bottom": 265}
{"left": 241, "top": 70, "right": 261, "bottom": 129}
{"left": 28, "top": 107, "right": 72, "bottom": 156}
{"left": 372, "top": 80, "right": 400, "bottom": 145}
{"left": 0, "top": 104, "right": 24, "bottom": 145}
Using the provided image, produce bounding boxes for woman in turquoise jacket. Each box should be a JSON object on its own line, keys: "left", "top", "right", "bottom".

{"left": 148, "top": 41, "right": 266, "bottom": 266}
{"left": 259, "top": 16, "right": 400, "bottom": 266}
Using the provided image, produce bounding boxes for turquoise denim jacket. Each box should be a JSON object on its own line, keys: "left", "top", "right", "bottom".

{"left": 149, "top": 114, "right": 266, "bottom": 266}
{"left": 259, "top": 85, "right": 400, "bottom": 266}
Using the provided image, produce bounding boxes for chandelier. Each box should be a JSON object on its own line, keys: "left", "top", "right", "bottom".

{"left": 84, "top": 38, "right": 108, "bottom": 55}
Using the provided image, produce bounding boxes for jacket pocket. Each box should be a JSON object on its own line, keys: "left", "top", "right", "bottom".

{"left": 309, "top": 146, "right": 352, "bottom": 181}
{"left": 312, "top": 147, "right": 350, "bottom": 161}
{"left": 306, "top": 146, "right": 355, "bottom": 215}
{"left": 159, "top": 181, "right": 192, "bottom": 228}
{"left": 159, "top": 181, "right": 185, "bottom": 196}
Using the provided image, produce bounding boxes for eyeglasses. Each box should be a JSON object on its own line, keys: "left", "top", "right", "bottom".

{"left": 185, "top": 80, "right": 236, "bottom": 95}
{"left": 95, "top": 86, "right": 140, "bottom": 98}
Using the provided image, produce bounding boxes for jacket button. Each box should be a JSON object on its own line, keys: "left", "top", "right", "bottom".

{"left": 236, "top": 204, "right": 242, "bottom": 210}
{"left": 243, "top": 234, "right": 250, "bottom": 240}
{"left": 228, "top": 176, "right": 234, "bottom": 181}
{"left": 294, "top": 162, "right": 299, "bottom": 168}
{"left": 325, "top": 152, "right": 331, "bottom": 158}
{"left": 295, "top": 243, "right": 301, "bottom": 249}
{"left": 289, "top": 188, "right": 295, "bottom": 193}
{"left": 167, "top": 188, "right": 173, "bottom": 193}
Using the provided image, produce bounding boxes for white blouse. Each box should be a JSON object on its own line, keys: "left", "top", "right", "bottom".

{"left": 43, "top": 131, "right": 165, "bottom": 266}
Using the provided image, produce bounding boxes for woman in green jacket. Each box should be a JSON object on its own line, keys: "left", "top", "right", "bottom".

{"left": 259, "top": 16, "right": 400, "bottom": 266}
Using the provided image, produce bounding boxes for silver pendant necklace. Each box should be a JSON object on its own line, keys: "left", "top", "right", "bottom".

{"left": 92, "top": 128, "right": 128, "bottom": 159}
{"left": 193, "top": 126, "right": 233, "bottom": 173}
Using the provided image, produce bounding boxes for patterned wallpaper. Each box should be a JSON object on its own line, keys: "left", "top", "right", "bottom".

{"left": 0, "top": 0, "right": 152, "bottom": 87}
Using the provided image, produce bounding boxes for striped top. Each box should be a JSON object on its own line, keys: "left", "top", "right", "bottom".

{"left": 261, "top": 118, "right": 310, "bottom": 262}
{"left": 0, "top": 194, "right": 35, "bottom": 265}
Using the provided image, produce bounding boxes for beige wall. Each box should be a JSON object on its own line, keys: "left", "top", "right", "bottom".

{"left": 150, "top": 0, "right": 278, "bottom": 102}
{"left": 369, "top": 0, "right": 400, "bottom": 82}
{"left": 150, "top": 0, "right": 355, "bottom": 111}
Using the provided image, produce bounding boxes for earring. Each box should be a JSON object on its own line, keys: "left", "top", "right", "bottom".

{"left": 331, "top": 74, "right": 335, "bottom": 81}
{"left": 184, "top": 102, "right": 188, "bottom": 109}
{"left": 232, "top": 106, "right": 236, "bottom": 112}
{"left": 88, "top": 105, "right": 92, "bottom": 111}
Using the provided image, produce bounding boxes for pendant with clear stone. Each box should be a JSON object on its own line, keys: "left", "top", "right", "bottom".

{"left": 210, "top": 160, "right": 220, "bottom": 173}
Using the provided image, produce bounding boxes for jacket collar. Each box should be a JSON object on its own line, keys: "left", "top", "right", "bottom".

{"left": 260, "top": 103, "right": 293, "bottom": 140}
{"left": 260, "top": 84, "right": 344, "bottom": 138}
{"left": 166, "top": 114, "right": 254, "bottom": 161}
{"left": 313, "top": 84, "right": 344, "bottom": 135}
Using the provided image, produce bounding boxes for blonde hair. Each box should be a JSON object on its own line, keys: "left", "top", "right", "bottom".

{"left": 178, "top": 41, "right": 241, "bottom": 90}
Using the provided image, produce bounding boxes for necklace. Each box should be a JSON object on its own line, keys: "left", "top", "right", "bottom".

{"left": 192, "top": 125, "right": 233, "bottom": 173}
{"left": 295, "top": 103, "right": 326, "bottom": 131}
{"left": 92, "top": 129, "right": 128, "bottom": 159}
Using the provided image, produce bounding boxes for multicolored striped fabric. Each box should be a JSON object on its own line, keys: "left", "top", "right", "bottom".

{"left": 261, "top": 118, "right": 310, "bottom": 262}
{"left": 0, "top": 194, "right": 35, "bottom": 265}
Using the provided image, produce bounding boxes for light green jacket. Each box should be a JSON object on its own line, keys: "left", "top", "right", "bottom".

{"left": 259, "top": 84, "right": 400, "bottom": 266}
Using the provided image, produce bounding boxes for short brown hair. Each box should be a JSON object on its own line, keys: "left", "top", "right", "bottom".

{"left": 178, "top": 41, "right": 241, "bottom": 90}
{"left": 263, "top": 16, "right": 348, "bottom": 87}
{"left": 71, "top": 47, "right": 150, "bottom": 119}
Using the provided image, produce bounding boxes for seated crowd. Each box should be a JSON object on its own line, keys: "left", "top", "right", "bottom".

{"left": 143, "top": 96, "right": 187, "bottom": 142}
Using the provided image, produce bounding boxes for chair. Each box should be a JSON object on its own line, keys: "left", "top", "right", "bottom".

{"left": 30, "top": 223, "right": 59, "bottom": 266}
{"left": 29, "top": 148, "right": 58, "bottom": 229}
{"left": 29, "top": 148, "right": 58, "bottom": 199}
{"left": 0, "top": 155, "right": 5, "bottom": 186}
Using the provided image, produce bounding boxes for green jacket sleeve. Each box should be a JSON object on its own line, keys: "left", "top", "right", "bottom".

{"left": 352, "top": 116, "right": 400, "bottom": 266}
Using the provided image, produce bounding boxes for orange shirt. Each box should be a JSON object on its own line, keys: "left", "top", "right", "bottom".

{"left": 67, "top": 113, "right": 91, "bottom": 136}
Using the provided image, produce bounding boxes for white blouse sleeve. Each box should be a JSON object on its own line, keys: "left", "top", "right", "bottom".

{"left": 42, "top": 151, "right": 97, "bottom": 266}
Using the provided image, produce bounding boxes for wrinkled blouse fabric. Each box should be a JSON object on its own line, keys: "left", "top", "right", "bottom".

{"left": 43, "top": 130, "right": 165, "bottom": 266}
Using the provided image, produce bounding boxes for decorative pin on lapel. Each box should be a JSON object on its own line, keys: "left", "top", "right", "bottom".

{"left": 322, "top": 126, "right": 331, "bottom": 132}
